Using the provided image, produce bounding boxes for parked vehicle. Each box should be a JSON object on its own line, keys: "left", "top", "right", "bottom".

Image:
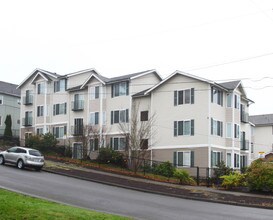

{"left": 0, "top": 146, "right": 44, "bottom": 171}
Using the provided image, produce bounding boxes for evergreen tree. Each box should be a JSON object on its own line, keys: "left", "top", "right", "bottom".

{"left": 4, "top": 114, "right": 12, "bottom": 140}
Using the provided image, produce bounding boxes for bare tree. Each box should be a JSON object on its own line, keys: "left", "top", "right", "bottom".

{"left": 119, "top": 103, "right": 156, "bottom": 173}
{"left": 74, "top": 124, "right": 107, "bottom": 159}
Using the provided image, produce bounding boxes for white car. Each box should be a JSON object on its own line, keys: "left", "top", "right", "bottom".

{"left": 0, "top": 146, "right": 44, "bottom": 171}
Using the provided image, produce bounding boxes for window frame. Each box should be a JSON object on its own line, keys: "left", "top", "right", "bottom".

{"left": 140, "top": 111, "right": 149, "bottom": 121}
{"left": 174, "top": 119, "right": 194, "bottom": 136}
{"left": 37, "top": 105, "right": 44, "bottom": 117}
{"left": 174, "top": 88, "right": 194, "bottom": 106}
{"left": 0, "top": 95, "right": 3, "bottom": 105}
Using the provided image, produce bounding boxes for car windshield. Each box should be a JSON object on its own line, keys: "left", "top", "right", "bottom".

{"left": 29, "top": 150, "right": 42, "bottom": 156}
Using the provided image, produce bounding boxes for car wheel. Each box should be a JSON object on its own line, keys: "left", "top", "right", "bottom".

{"left": 17, "top": 159, "right": 24, "bottom": 169}
{"left": 0, "top": 156, "right": 5, "bottom": 165}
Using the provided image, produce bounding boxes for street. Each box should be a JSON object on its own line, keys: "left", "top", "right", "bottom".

{"left": 0, "top": 165, "right": 272, "bottom": 220}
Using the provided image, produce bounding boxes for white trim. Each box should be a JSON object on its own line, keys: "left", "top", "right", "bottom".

{"left": 144, "top": 70, "right": 223, "bottom": 95}
{"left": 67, "top": 68, "right": 99, "bottom": 77}
{"left": 130, "top": 69, "right": 159, "bottom": 80}
{"left": 81, "top": 74, "right": 106, "bottom": 89}
{"left": 17, "top": 68, "right": 58, "bottom": 89}
{"left": 30, "top": 73, "right": 49, "bottom": 85}
{"left": 151, "top": 144, "right": 233, "bottom": 150}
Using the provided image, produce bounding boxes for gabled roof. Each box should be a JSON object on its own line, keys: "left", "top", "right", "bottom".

{"left": 0, "top": 81, "right": 20, "bottom": 97}
{"left": 138, "top": 70, "right": 227, "bottom": 97}
{"left": 249, "top": 114, "right": 273, "bottom": 126}
{"left": 17, "top": 68, "right": 60, "bottom": 89}
{"left": 77, "top": 69, "right": 161, "bottom": 90}
{"left": 218, "top": 80, "right": 241, "bottom": 90}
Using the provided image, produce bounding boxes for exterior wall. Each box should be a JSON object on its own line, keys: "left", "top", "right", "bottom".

{"left": 0, "top": 93, "right": 20, "bottom": 137}
{"left": 151, "top": 74, "right": 210, "bottom": 148}
{"left": 252, "top": 125, "right": 273, "bottom": 159}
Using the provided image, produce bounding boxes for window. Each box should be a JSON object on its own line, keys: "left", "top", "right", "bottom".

{"left": 174, "top": 88, "right": 194, "bottom": 106}
{"left": 140, "top": 111, "right": 148, "bottom": 121}
{"left": 111, "top": 109, "right": 129, "bottom": 124}
{"left": 74, "top": 118, "right": 83, "bottom": 135}
{"left": 110, "top": 137, "right": 126, "bottom": 151}
{"left": 102, "top": 111, "right": 106, "bottom": 125}
{"left": 90, "top": 112, "right": 99, "bottom": 125}
{"left": 234, "top": 124, "right": 240, "bottom": 138}
{"left": 37, "top": 106, "right": 44, "bottom": 117}
{"left": 37, "top": 82, "right": 45, "bottom": 94}
{"left": 54, "top": 79, "right": 67, "bottom": 92}
{"left": 234, "top": 94, "right": 240, "bottom": 109}
{"left": 234, "top": 153, "right": 240, "bottom": 168}
{"left": 226, "top": 93, "right": 232, "bottom": 107}
{"left": 174, "top": 120, "right": 194, "bottom": 136}
{"left": 36, "top": 128, "right": 43, "bottom": 135}
{"left": 111, "top": 82, "right": 129, "bottom": 97}
{"left": 173, "top": 151, "right": 194, "bottom": 167}
{"left": 227, "top": 153, "right": 231, "bottom": 167}
{"left": 211, "top": 118, "right": 223, "bottom": 137}
{"left": 53, "top": 103, "right": 67, "bottom": 115}
{"left": 90, "top": 138, "right": 99, "bottom": 151}
{"left": 90, "top": 86, "right": 100, "bottom": 99}
{"left": 0, "top": 96, "right": 3, "bottom": 105}
{"left": 226, "top": 123, "right": 232, "bottom": 138}
{"left": 53, "top": 126, "right": 67, "bottom": 138}
{"left": 211, "top": 87, "right": 223, "bottom": 106}
{"left": 240, "top": 155, "right": 247, "bottom": 168}
{"left": 140, "top": 139, "right": 148, "bottom": 150}
{"left": 211, "top": 151, "right": 223, "bottom": 167}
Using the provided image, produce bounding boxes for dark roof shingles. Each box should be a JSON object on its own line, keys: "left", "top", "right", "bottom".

{"left": 249, "top": 114, "right": 273, "bottom": 126}
{"left": 0, "top": 81, "right": 20, "bottom": 97}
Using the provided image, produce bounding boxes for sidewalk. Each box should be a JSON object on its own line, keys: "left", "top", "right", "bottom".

{"left": 43, "top": 160, "right": 273, "bottom": 209}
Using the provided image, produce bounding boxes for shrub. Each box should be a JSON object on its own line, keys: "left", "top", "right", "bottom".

{"left": 153, "top": 161, "right": 175, "bottom": 178}
{"left": 214, "top": 161, "right": 233, "bottom": 179}
{"left": 246, "top": 159, "right": 273, "bottom": 192}
{"left": 174, "top": 169, "right": 196, "bottom": 185}
{"left": 220, "top": 172, "right": 246, "bottom": 189}
{"left": 97, "top": 148, "right": 126, "bottom": 167}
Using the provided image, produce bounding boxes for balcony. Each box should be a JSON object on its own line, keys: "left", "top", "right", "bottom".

{"left": 71, "top": 125, "right": 84, "bottom": 136}
{"left": 241, "top": 139, "right": 250, "bottom": 151}
{"left": 23, "top": 95, "right": 33, "bottom": 105}
{"left": 22, "top": 117, "right": 33, "bottom": 127}
{"left": 71, "top": 100, "right": 84, "bottom": 111}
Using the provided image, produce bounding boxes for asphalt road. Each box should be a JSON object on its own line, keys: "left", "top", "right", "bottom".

{"left": 0, "top": 165, "right": 272, "bottom": 220}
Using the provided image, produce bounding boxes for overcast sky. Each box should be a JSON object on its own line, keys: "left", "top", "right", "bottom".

{"left": 1, "top": 0, "right": 273, "bottom": 115}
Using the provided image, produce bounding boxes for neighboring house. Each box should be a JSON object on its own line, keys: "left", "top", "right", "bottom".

{"left": 17, "top": 68, "right": 162, "bottom": 159}
{"left": 133, "top": 70, "right": 253, "bottom": 174}
{"left": 0, "top": 81, "right": 21, "bottom": 138}
{"left": 249, "top": 114, "right": 273, "bottom": 159}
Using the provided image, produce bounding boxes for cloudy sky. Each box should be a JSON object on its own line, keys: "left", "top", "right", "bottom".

{"left": 1, "top": 0, "right": 273, "bottom": 115}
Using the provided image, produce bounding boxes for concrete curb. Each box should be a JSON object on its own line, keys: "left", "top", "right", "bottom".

{"left": 43, "top": 168, "right": 273, "bottom": 210}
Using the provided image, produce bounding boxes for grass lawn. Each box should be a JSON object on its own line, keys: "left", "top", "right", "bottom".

{"left": 0, "top": 189, "right": 131, "bottom": 220}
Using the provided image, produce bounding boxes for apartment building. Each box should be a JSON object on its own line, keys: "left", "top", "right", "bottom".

{"left": 0, "top": 81, "right": 21, "bottom": 138}
{"left": 249, "top": 114, "right": 273, "bottom": 159}
{"left": 133, "top": 71, "right": 253, "bottom": 171}
{"left": 18, "top": 68, "right": 254, "bottom": 171}
{"left": 17, "top": 68, "right": 162, "bottom": 158}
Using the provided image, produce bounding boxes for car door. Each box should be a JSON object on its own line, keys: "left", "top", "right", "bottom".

{"left": 5, "top": 147, "right": 18, "bottom": 163}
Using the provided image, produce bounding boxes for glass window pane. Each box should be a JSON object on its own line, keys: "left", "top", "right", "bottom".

{"left": 119, "top": 82, "right": 126, "bottom": 96}
{"left": 183, "top": 152, "right": 190, "bottom": 166}
{"left": 184, "top": 89, "right": 191, "bottom": 104}
{"left": 183, "top": 121, "right": 190, "bottom": 135}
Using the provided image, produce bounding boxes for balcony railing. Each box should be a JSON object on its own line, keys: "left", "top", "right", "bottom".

{"left": 23, "top": 95, "right": 33, "bottom": 105}
{"left": 71, "top": 100, "right": 84, "bottom": 111}
{"left": 22, "top": 117, "right": 33, "bottom": 126}
{"left": 241, "top": 139, "right": 250, "bottom": 151}
{"left": 71, "top": 125, "right": 84, "bottom": 136}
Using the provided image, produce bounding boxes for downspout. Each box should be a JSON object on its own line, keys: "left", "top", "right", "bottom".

{"left": 208, "top": 86, "right": 211, "bottom": 173}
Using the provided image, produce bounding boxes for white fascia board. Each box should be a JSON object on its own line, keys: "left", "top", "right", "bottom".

{"left": 80, "top": 74, "right": 106, "bottom": 89}
{"left": 151, "top": 144, "right": 231, "bottom": 150}
{"left": 144, "top": 70, "right": 216, "bottom": 96}
{"left": 130, "top": 69, "right": 161, "bottom": 80}
{"left": 30, "top": 72, "right": 49, "bottom": 85}
{"left": 67, "top": 68, "right": 99, "bottom": 77}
